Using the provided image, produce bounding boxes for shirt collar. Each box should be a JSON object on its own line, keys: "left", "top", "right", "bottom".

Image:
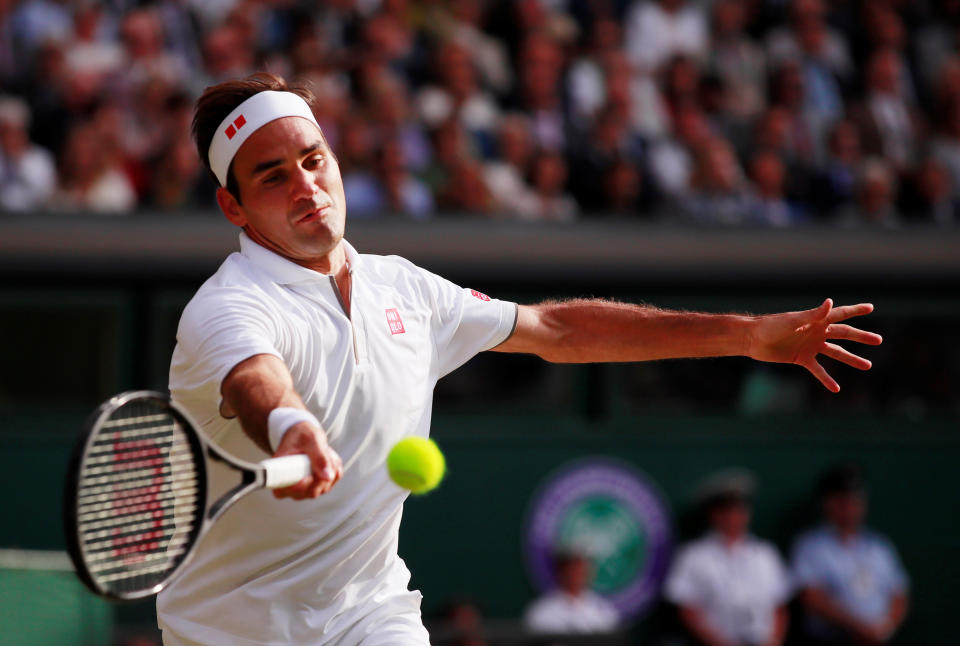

{"left": 238, "top": 231, "right": 360, "bottom": 285}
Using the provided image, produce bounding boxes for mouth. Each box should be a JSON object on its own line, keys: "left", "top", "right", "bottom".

{"left": 296, "top": 203, "right": 332, "bottom": 224}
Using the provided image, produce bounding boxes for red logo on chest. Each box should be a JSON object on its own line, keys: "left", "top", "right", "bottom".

{"left": 470, "top": 289, "right": 491, "bottom": 301}
{"left": 385, "top": 308, "right": 405, "bottom": 335}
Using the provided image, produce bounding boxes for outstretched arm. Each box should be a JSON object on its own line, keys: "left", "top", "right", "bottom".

{"left": 492, "top": 298, "right": 881, "bottom": 392}
{"left": 221, "top": 353, "right": 343, "bottom": 500}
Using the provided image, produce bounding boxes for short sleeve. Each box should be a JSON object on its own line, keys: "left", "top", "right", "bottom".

{"left": 415, "top": 267, "right": 518, "bottom": 377}
{"left": 663, "top": 546, "right": 707, "bottom": 606}
{"left": 169, "top": 286, "right": 284, "bottom": 422}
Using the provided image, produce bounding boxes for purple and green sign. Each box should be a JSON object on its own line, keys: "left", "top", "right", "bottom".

{"left": 524, "top": 458, "right": 673, "bottom": 618}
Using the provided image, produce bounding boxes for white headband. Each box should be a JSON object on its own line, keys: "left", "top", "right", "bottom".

{"left": 207, "top": 90, "right": 320, "bottom": 187}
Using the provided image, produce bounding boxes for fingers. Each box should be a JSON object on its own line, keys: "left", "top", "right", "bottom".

{"left": 272, "top": 422, "right": 344, "bottom": 500}
{"left": 822, "top": 342, "right": 872, "bottom": 370}
{"left": 805, "top": 359, "right": 840, "bottom": 393}
{"left": 826, "top": 303, "right": 874, "bottom": 323}
{"left": 275, "top": 448, "right": 343, "bottom": 500}
{"left": 826, "top": 323, "right": 883, "bottom": 346}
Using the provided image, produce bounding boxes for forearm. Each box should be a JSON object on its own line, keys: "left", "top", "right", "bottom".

{"left": 763, "top": 606, "right": 789, "bottom": 646}
{"left": 801, "top": 588, "right": 871, "bottom": 635}
{"left": 881, "top": 593, "right": 908, "bottom": 636}
{"left": 678, "top": 606, "right": 741, "bottom": 646}
{"left": 522, "top": 299, "right": 752, "bottom": 363}
{"left": 220, "top": 353, "right": 309, "bottom": 454}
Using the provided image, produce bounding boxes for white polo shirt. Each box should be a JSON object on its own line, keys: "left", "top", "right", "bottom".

{"left": 664, "top": 533, "right": 792, "bottom": 646}
{"left": 158, "top": 232, "right": 517, "bottom": 646}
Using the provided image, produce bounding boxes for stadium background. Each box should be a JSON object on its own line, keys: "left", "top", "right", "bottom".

{"left": 0, "top": 1, "right": 958, "bottom": 645}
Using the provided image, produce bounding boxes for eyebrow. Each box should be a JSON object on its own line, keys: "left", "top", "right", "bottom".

{"left": 250, "top": 142, "right": 325, "bottom": 177}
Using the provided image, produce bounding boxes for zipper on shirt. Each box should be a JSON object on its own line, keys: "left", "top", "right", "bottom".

{"left": 329, "top": 275, "right": 359, "bottom": 365}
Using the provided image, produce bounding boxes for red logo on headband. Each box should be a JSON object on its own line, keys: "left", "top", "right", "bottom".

{"left": 224, "top": 114, "right": 247, "bottom": 140}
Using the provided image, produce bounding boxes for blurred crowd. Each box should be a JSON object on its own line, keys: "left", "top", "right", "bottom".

{"left": 1, "top": 0, "right": 960, "bottom": 225}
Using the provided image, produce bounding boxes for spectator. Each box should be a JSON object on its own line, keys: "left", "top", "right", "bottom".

{"left": 664, "top": 469, "right": 791, "bottom": 646}
{"left": 766, "top": 0, "right": 853, "bottom": 94}
{"left": 512, "top": 33, "right": 567, "bottom": 152}
{"left": 0, "top": 96, "right": 57, "bottom": 212}
{"left": 416, "top": 39, "right": 500, "bottom": 147}
{"left": 854, "top": 49, "right": 921, "bottom": 173}
{"left": 377, "top": 138, "right": 433, "bottom": 219}
{"left": 836, "top": 157, "right": 899, "bottom": 228}
{"left": 709, "top": 0, "right": 767, "bottom": 122}
{"left": 624, "top": 0, "right": 708, "bottom": 74}
{"left": 528, "top": 150, "right": 578, "bottom": 221}
{"left": 648, "top": 102, "right": 712, "bottom": 199}
{"left": 483, "top": 113, "right": 539, "bottom": 218}
{"left": 747, "top": 149, "right": 803, "bottom": 226}
{"left": 791, "top": 464, "right": 909, "bottom": 646}
{"left": 900, "top": 156, "right": 958, "bottom": 226}
{"left": 524, "top": 551, "right": 619, "bottom": 635}
{"left": 812, "top": 119, "right": 862, "bottom": 217}
{"left": 677, "top": 137, "right": 753, "bottom": 224}
{"left": 51, "top": 121, "right": 136, "bottom": 213}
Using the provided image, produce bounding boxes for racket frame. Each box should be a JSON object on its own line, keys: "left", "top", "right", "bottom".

{"left": 64, "top": 390, "right": 283, "bottom": 602}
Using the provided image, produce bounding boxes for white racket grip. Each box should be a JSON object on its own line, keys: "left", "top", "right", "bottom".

{"left": 263, "top": 455, "right": 312, "bottom": 489}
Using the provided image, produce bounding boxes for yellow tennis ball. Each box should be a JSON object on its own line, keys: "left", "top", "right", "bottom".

{"left": 387, "top": 437, "right": 446, "bottom": 494}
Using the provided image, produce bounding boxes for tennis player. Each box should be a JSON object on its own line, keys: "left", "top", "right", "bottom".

{"left": 159, "top": 73, "right": 882, "bottom": 646}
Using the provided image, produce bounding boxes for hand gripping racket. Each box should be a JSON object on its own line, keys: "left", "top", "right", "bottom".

{"left": 63, "top": 390, "right": 311, "bottom": 601}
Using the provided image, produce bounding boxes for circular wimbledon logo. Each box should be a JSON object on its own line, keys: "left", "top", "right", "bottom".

{"left": 524, "top": 458, "right": 672, "bottom": 617}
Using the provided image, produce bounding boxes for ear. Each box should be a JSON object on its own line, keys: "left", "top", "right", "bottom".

{"left": 216, "top": 186, "right": 246, "bottom": 227}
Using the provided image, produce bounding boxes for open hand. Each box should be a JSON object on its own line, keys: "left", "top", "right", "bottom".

{"left": 748, "top": 299, "right": 883, "bottom": 392}
{"left": 272, "top": 422, "right": 343, "bottom": 499}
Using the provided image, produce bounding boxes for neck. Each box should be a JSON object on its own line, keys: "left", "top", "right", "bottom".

{"left": 245, "top": 227, "right": 348, "bottom": 276}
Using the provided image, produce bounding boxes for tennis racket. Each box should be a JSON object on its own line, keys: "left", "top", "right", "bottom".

{"left": 63, "top": 390, "right": 311, "bottom": 601}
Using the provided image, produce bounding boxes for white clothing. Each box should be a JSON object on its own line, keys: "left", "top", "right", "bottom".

{"left": 664, "top": 533, "right": 792, "bottom": 646}
{"left": 624, "top": 1, "right": 708, "bottom": 72}
{"left": 159, "top": 232, "right": 517, "bottom": 645}
{"left": 0, "top": 146, "right": 56, "bottom": 211}
{"left": 524, "top": 590, "right": 620, "bottom": 634}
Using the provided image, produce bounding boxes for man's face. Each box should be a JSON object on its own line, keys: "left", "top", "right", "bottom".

{"left": 220, "top": 116, "right": 347, "bottom": 268}
{"left": 824, "top": 491, "right": 867, "bottom": 531}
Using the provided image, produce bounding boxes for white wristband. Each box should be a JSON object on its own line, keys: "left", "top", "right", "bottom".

{"left": 267, "top": 407, "right": 321, "bottom": 452}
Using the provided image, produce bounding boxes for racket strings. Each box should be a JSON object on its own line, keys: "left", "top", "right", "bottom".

{"left": 75, "top": 399, "right": 203, "bottom": 595}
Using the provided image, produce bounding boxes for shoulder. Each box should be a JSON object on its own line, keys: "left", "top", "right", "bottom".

{"left": 860, "top": 529, "right": 898, "bottom": 553}
{"left": 178, "top": 255, "right": 280, "bottom": 330}
{"left": 673, "top": 536, "right": 715, "bottom": 565}
{"left": 749, "top": 536, "right": 784, "bottom": 558}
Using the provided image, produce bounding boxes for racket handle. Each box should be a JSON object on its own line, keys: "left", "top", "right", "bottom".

{"left": 263, "top": 455, "right": 312, "bottom": 489}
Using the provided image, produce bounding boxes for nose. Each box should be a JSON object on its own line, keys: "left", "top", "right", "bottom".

{"left": 290, "top": 163, "right": 319, "bottom": 201}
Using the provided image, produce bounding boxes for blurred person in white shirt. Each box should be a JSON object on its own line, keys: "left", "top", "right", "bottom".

{"left": 665, "top": 470, "right": 792, "bottom": 646}
{"left": 524, "top": 551, "right": 620, "bottom": 635}
{"left": 0, "top": 96, "right": 56, "bottom": 212}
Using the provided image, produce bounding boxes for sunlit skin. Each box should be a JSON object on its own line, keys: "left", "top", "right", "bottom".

{"left": 215, "top": 116, "right": 348, "bottom": 278}
{"left": 215, "top": 116, "right": 349, "bottom": 500}
{"left": 709, "top": 500, "right": 752, "bottom": 546}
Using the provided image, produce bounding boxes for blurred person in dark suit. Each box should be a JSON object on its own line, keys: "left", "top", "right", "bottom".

{"left": 665, "top": 470, "right": 791, "bottom": 646}
{"left": 899, "top": 156, "right": 958, "bottom": 226}
{"left": 791, "top": 464, "right": 909, "bottom": 646}
{"left": 835, "top": 157, "right": 899, "bottom": 228}
{"left": 746, "top": 149, "right": 804, "bottom": 226}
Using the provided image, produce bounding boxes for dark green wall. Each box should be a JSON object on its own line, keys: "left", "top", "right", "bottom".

{"left": 2, "top": 413, "right": 956, "bottom": 644}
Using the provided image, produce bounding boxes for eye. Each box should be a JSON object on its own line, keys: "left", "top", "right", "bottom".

{"left": 263, "top": 173, "right": 284, "bottom": 186}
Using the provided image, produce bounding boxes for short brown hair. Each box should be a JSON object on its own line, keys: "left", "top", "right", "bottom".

{"left": 192, "top": 72, "right": 319, "bottom": 199}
